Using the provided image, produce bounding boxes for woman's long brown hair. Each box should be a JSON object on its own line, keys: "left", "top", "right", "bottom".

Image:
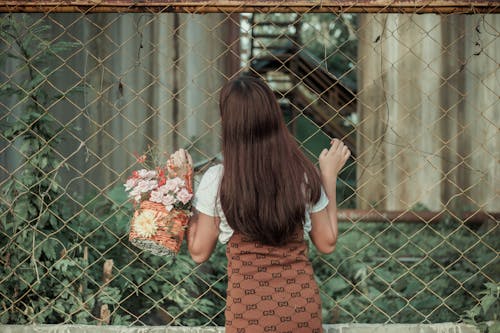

{"left": 219, "top": 75, "right": 322, "bottom": 246}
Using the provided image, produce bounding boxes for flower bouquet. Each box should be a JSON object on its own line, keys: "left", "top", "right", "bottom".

{"left": 125, "top": 149, "right": 193, "bottom": 256}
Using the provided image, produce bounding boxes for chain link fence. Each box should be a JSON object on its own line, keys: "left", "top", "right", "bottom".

{"left": 0, "top": 1, "right": 498, "bottom": 327}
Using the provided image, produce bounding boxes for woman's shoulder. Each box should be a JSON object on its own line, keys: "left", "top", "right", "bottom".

{"left": 203, "top": 164, "right": 223, "bottom": 178}
{"left": 197, "top": 164, "right": 223, "bottom": 188}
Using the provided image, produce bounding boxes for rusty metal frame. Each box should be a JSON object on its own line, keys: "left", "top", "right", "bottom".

{"left": 337, "top": 210, "right": 499, "bottom": 224}
{"left": 0, "top": 0, "right": 499, "bottom": 13}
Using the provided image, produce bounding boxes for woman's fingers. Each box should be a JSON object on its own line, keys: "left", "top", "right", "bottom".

{"left": 320, "top": 139, "right": 351, "bottom": 177}
{"left": 342, "top": 146, "right": 350, "bottom": 158}
{"left": 328, "top": 139, "right": 350, "bottom": 165}
{"left": 329, "top": 139, "right": 345, "bottom": 158}
{"left": 324, "top": 138, "right": 350, "bottom": 162}
{"left": 330, "top": 138, "right": 341, "bottom": 153}
{"left": 318, "top": 149, "right": 329, "bottom": 169}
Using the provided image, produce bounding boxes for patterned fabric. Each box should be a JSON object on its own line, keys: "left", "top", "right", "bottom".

{"left": 225, "top": 232, "right": 323, "bottom": 333}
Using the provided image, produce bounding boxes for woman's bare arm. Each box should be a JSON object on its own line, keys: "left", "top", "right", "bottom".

{"left": 187, "top": 211, "right": 219, "bottom": 263}
{"left": 309, "top": 139, "right": 350, "bottom": 254}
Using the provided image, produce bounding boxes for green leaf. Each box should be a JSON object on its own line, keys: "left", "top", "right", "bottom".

{"left": 484, "top": 282, "right": 499, "bottom": 295}
{"left": 323, "top": 277, "right": 351, "bottom": 293}
{"left": 50, "top": 181, "right": 59, "bottom": 192}
{"left": 50, "top": 41, "right": 81, "bottom": 53}
{"left": 0, "top": 83, "right": 17, "bottom": 97}
{"left": 3, "top": 122, "right": 26, "bottom": 139}
{"left": 27, "top": 202, "right": 38, "bottom": 216}
{"left": 489, "top": 321, "right": 500, "bottom": 333}
{"left": 481, "top": 294, "right": 497, "bottom": 314}
{"left": 466, "top": 306, "right": 481, "bottom": 320}
{"left": 19, "top": 139, "right": 33, "bottom": 155}
{"left": 6, "top": 52, "right": 23, "bottom": 61}
{"left": 53, "top": 259, "right": 77, "bottom": 272}
{"left": 13, "top": 200, "right": 28, "bottom": 221}
{"left": 111, "top": 313, "right": 132, "bottom": 325}
{"left": 40, "top": 156, "right": 49, "bottom": 169}
{"left": 0, "top": 310, "right": 9, "bottom": 324}
{"left": 84, "top": 296, "right": 96, "bottom": 310}
{"left": 41, "top": 241, "right": 57, "bottom": 260}
{"left": 74, "top": 311, "right": 91, "bottom": 324}
{"left": 142, "top": 281, "right": 159, "bottom": 294}
{"left": 53, "top": 301, "right": 66, "bottom": 315}
{"left": 98, "top": 286, "right": 122, "bottom": 305}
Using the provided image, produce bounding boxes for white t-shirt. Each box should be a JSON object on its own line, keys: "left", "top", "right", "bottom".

{"left": 192, "top": 164, "right": 329, "bottom": 244}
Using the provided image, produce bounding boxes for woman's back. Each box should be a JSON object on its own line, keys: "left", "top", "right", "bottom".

{"left": 218, "top": 74, "right": 322, "bottom": 246}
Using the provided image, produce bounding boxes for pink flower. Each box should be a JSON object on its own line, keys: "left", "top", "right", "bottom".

{"left": 164, "top": 177, "right": 185, "bottom": 192}
{"left": 137, "top": 169, "right": 157, "bottom": 179}
{"left": 156, "top": 184, "right": 170, "bottom": 196}
{"left": 149, "top": 190, "right": 164, "bottom": 204}
{"left": 128, "top": 189, "right": 142, "bottom": 203}
{"left": 176, "top": 188, "right": 192, "bottom": 205}
{"left": 124, "top": 178, "right": 138, "bottom": 191}
{"left": 124, "top": 149, "right": 193, "bottom": 213}
{"left": 135, "top": 180, "right": 157, "bottom": 193}
{"left": 129, "top": 187, "right": 142, "bottom": 202}
{"left": 162, "top": 194, "right": 175, "bottom": 206}
{"left": 136, "top": 154, "right": 146, "bottom": 164}
{"left": 162, "top": 194, "right": 176, "bottom": 211}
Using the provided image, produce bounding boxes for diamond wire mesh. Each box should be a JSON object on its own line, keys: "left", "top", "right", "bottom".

{"left": 0, "top": 2, "right": 499, "bottom": 327}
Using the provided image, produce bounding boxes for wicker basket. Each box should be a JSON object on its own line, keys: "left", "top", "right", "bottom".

{"left": 129, "top": 200, "right": 189, "bottom": 256}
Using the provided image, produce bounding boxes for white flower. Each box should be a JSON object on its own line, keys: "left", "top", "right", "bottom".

{"left": 134, "top": 210, "right": 157, "bottom": 238}
{"left": 135, "top": 179, "right": 158, "bottom": 193}
{"left": 164, "top": 177, "right": 185, "bottom": 192}
{"left": 162, "top": 194, "right": 176, "bottom": 211}
{"left": 176, "top": 188, "right": 192, "bottom": 205}
{"left": 137, "top": 169, "right": 157, "bottom": 179}
{"left": 124, "top": 178, "right": 138, "bottom": 192}
{"left": 128, "top": 187, "right": 142, "bottom": 202}
{"left": 149, "top": 190, "right": 164, "bottom": 203}
{"left": 157, "top": 184, "right": 170, "bottom": 195}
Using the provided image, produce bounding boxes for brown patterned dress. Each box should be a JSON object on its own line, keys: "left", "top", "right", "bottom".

{"left": 225, "top": 232, "right": 323, "bottom": 333}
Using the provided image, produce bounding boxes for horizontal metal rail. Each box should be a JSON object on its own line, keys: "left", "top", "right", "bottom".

{"left": 0, "top": 1, "right": 499, "bottom": 13}
{"left": 337, "top": 210, "right": 499, "bottom": 224}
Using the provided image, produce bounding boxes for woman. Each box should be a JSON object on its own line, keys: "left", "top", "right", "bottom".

{"left": 187, "top": 74, "right": 350, "bottom": 332}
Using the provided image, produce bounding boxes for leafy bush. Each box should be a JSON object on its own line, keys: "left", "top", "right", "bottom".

{"left": 66, "top": 187, "right": 227, "bottom": 325}
{"left": 50, "top": 189, "right": 497, "bottom": 325}
{"left": 311, "top": 219, "right": 499, "bottom": 324}
{"left": 463, "top": 282, "right": 499, "bottom": 333}
{"left": 0, "top": 14, "right": 90, "bottom": 324}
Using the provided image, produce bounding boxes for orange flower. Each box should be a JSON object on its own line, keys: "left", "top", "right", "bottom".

{"left": 134, "top": 152, "right": 147, "bottom": 164}
{"left": 157, "top": 169, "right": 166, "bottom": 186}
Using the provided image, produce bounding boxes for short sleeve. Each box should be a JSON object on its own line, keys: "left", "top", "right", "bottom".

{"left": 304, "top": 187, "right": 329, "bottom": 233}
{"left": 310, "top": 186, "right": 329, "bottom": 213}
{"left": 192, "top": 165, "right": 223, "bottom": 217}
